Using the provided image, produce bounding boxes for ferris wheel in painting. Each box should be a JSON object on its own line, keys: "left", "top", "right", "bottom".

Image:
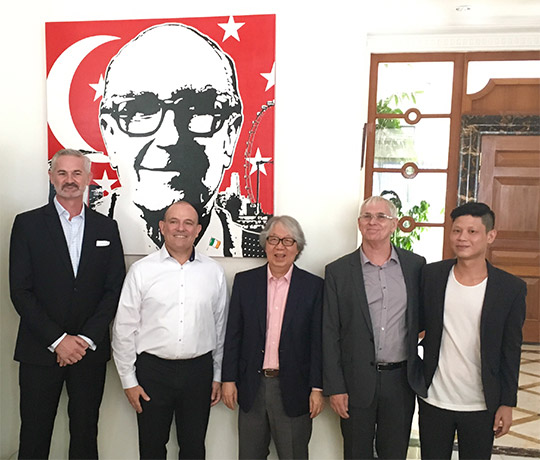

{"left": 243, "top": 100, "right": 275, "bottom": 215}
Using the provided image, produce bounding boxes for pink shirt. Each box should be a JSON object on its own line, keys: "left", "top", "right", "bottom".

{"left": 262, "top": 264, "right": 293, "bottom": 370}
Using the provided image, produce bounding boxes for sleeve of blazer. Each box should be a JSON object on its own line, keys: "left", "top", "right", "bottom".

{"left": 79, "top": 218, "right": 125, "bottom": 346}
{"left": 322, "top": 263, "right": 347, "bottom": 396}
{"left": 222, "top": 273, "right": 243, "bottom": 382}
{"left": 9, "top": 214, "right": 64, "bottom": 347}
{"left": 309, "top": 276, "right": 324, "bottom": 389}
{"left": 499, "top": 278, "right": 527, "bottom": 407}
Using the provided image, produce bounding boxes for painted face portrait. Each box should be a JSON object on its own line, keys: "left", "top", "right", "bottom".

{"left": 99, "top": 23, "right": 243, "bottom": 247}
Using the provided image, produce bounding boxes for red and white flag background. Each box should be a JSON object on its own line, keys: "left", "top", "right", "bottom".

{"left": 45, "top": 15, "right": 275, "bottom": 257}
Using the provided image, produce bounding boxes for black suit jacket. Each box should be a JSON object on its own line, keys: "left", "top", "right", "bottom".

{"left": 9, "top": 201, "right": 125, "bottom": 366}
{"left": 323, "top": 246, "right": 426, "bottom": 408}
{"left": 222, "top": 264, "right": 323, "bottom": 417}
{"left": 420, "top": 259, "right": 527, "bottom": 412}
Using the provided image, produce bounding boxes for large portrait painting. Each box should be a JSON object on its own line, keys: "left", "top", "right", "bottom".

{"left": 46, "top": 15, "right": 275, "bottom": 257}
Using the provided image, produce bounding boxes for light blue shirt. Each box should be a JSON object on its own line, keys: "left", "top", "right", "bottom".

{"left": 53, "top": 196, "right": 85, "bottom": 277}
{"left": 50, "top": 197, "right": 95, "bottom": 352}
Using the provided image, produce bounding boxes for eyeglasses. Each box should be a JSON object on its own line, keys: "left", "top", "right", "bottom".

{"left": 359, "top": 213, "right": 395, "bottom": 222}
{"left": 102, "top": 92, "right": 235, "bottom": 137}
{"left": 266, "top": 236, "right": 297, "bottom": 247}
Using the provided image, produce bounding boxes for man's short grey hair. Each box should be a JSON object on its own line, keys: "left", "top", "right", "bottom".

{"left": 49, "top": 149, "right": 91, "bottom": 174}
{"left": 259, "top": 215, "right": 306, "bottom": 257}
{"left": 359, "top": 196, "right": 398, "bottom": 219}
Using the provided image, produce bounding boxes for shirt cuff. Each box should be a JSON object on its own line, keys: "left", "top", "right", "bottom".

{"left": 312, "top": 387, "right": 323, "bottom": 392}
{"left": 120, "top": 373, "right": 139, "bottom": 390}
{"left": 78, "top": 335, "right": 96, "bottom": 351}
{"left": 49, "top": 333, "right": 67, "bottom": 352}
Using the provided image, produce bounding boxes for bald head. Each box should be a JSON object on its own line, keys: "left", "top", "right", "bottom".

{"left": 102, "top": 23, "right": 241, "bottom": 109}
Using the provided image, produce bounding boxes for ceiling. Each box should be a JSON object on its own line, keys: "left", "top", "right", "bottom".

{"left": 365, "top": 0, "right": 540, "bottom": 34}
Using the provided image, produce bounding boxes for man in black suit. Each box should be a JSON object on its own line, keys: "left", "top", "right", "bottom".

{"left": 222, "top": 215, "right": 324, "bottom": 459}
{"left": 323, "top": 196, "right": 426, "bottom": 459}
{"left": 9, "top": 149, "right": 125, "bottom": 459}
{"left": 418, "top": 202, "right": 527, "bottom": 459}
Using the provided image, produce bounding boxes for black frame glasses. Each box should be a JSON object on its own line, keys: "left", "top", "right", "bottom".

{"left": 102, "top": 92, "right": 236, "bottom": 138}
{"left": 266, "top": 236, "right": 297, "bottom": 247}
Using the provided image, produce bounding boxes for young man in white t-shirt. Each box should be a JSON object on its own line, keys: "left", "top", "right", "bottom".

{"left": 418, "top": 202, "right": 527, "bottom": 460}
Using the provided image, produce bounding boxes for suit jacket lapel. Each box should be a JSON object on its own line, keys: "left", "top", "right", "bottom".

{"left": 480, "top": 262, "right": 500, "bottom": 347}
{"left": 280, "top": 265, "right": 300, "bottom": 337}
{"left": 77, "top": 206, "right": 94, "bottom": 279}
{"left": 44, "top": 202, "right": 74, "bottom": 278}
{"left": 396, "top": 248, "right": 415, "bottom": 324}
{"left": 350, "top": 250, "right": 374, "bottom": 335}
{"left": 257, "top": 265, "right": 269, "bottom": 336}
{"left": 434, "top": 260, "right": 455, "bottom": 334}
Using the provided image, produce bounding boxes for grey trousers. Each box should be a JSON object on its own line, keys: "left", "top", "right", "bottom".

{"left": 238, "top": 376, "right": 312, "bottom": 460}
{"left": 340, "top": 365, "right": 415, "bottom": 460}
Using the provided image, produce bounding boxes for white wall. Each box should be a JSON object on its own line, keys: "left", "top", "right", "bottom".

{"left": 2, "top": 1, "right": 539, "bottom": 459}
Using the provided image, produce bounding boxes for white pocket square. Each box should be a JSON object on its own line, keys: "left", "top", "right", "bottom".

{"left": 96, "top": 240, "right": 110, "bottom": 247}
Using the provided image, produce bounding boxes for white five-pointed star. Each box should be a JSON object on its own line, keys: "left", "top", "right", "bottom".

{"left": 89, "top": 75, "right": 105, "bottom": 102}
{"left": 93, "top": 170, "right": 118, "bottom": 194}
{"left": 248, "top": 149, "right": 272, "bottom": 176}
{"left": 217, "top": 16, "right": 245, "bottom": 42}
{"left": 261, "top": 62, "right": 275, "bottom": 91}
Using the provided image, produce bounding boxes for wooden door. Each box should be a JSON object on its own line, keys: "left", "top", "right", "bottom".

{"left": 478, "top": 135, "right": 540, "bottom": 343}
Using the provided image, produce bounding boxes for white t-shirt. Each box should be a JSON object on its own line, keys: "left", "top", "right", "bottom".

{"left": 423, "top": 266, "right": 488, "bottom": 411}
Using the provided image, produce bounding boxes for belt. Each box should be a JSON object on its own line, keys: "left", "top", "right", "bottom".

{"left": 263, "top": 369, "right": 279, "bottom": 377}
{"left": 376, "top": 361, "right": 406, "bottom": 371}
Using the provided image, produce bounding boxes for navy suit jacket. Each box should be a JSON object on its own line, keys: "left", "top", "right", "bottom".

{"left": 9, "top": 201, "right": 125, "bottom": 366}
{"left": 222, "top": 264, "right": 323, "bottom": 417}
{"left": 420, "top": 259, "right": 527, "bottom": 412}
{"left": 323, "top": 246, "right": 426, "bottom": 408}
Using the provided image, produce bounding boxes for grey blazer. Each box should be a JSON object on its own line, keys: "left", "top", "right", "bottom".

{"left": 323, "top": 246, "right": 426, "bottom": 408}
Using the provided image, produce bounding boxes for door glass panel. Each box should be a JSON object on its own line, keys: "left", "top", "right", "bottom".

{"left": 405, "top": 226, "right": 444, "bottom": 263}
{"left": 377, "top": 61, "right": 454, "bottom": 114}
{"left": 375, "top": 118, "right": 450, "bottom": 169}
{"left": 373, "top": 172, "right": 447, "bottom": 223}
{"left": 467, "top": 60, "right": 540, "bottom": 94}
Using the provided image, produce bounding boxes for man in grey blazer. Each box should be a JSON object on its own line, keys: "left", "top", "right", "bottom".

{"left": 323, "top": 196, "right": 425, "bottom": 459}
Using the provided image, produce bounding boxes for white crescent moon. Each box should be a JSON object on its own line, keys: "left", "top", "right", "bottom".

{"left": 47, "top": 35, "right": 119, "bottom": 153}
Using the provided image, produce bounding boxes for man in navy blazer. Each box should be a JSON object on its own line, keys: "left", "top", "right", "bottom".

{"left": 222, "top": 216, "right": 324, "bottom": 459}
{"left": 9, "top": 149, "right": 125, "bottom": 459}
{"left": 418, "top": 202, "right": 527, "bottom": 459}
{"left": 323, "top": 196, "right": 426, "bottom": 459}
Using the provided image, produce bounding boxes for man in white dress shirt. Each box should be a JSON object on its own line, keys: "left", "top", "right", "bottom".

{"left": 112, "top": 200, "right": 228, "bottom": 460}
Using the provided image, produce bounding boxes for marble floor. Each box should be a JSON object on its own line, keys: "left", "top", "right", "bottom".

{"left": 408, "top": 344, "right": 540, "bottom": 459}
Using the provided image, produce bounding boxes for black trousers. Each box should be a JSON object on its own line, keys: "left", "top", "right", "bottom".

{"left": 419, "top": 399, "right": 495, "bottom": 460}
{"left": 340, "top": 365, "right": 415, "bottom": 460}
{"left": 18, "top": 361, "right": 106, "bottom": 460}
{"left": 135, "top": 352, "right": 213, "bottom": 460}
